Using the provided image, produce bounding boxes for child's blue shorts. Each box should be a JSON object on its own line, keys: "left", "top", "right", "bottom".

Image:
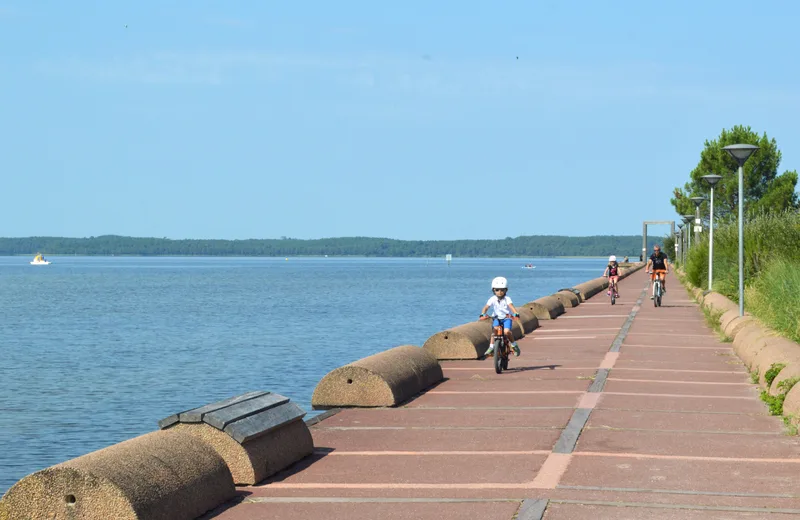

{"left": 492, "top": 317, "right": 513, "bottom": 330}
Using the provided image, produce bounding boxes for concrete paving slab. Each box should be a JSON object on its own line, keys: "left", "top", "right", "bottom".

{"left": 596, "top": 394, "right": 768, "bottom": 414}
{"left": 615, "top": 348, "right": 736, "bottom": 362}
{"left": 440, "top": 360, "right": 594, "bottom": 370}
{"left": 542, "top": 318, "right": 628, "bottom": 328}
{"left": 208, "top": 500, "right": 523, "bottom": 520}
{"left": 311, "top": 428, "right": 561, "bottom": 452}
{"left": 262, "top": 452, "right": 547, "bottom": 485}
{"left": 622, "top": 333, "right": 722, "bottom": 347}
{"left": 585, "top": 409, "right": 785, "bottom": 433}
{"left": 608, "top": 368, "right": 750, "bottom": 383}
{"left": 404, "top": 391, "right": 582, "bottom": 408}
{"left": 432, "top": 378, "right": 592, "bottom": 393}
{"left": 626, "top": 327, "right": 716, "bottom": 337}
{"left": 612, "top": 359, "right": 746, "bottom": 372}
{"left": 621, "top": 342, "right": 728, "bottom": 351}
{"left": 633, "top": 317, "right": 707, "bottom": 325}
{"left": 602, "top": 379, "right": 758, "bottom": 398}
{"left": 575, "top": 429, "right": 800, "bottom": 458}
{"left": 238, "top": 484, "right": 800, "bottom": 506}
{"left": 443, "top": 367, "right": 599, "bottom": 380}
{"left": 241, "top": 485, "right": 544, "bottom": 499}
{"left": 561, "top": 454, "right": 800, "bottom": 496}
{"left": 501, "top": 350, "right": 609, "bottom": 361}
{"left": 316, "top": 408, "right": 575, "bottom": 429}
{"left": 546, "top": 487, "right": 800, "bottom": 512}
{"left": 543, "top": 502, "right": 790, "bottom": 519}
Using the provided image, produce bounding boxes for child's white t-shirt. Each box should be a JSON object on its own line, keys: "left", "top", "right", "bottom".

{"left": 486, "top": 295, "right": 513, "bottom": 318}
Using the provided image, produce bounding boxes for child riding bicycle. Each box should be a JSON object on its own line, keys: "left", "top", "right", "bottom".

{"left": 479, "top": 276, "right": 521, "bottom": 357}
{"left": 603, "top": 255, "right": 620, "bottom": 299}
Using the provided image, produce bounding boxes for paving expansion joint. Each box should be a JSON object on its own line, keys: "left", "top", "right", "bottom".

{"left": 608, "top": 282, "right": 649, "bottom": 354}
{"left": 516, "top": 498, "right": 550, "bottom": 519}
{"left": 531, "top": 280, "right": 648, "bottom": 494}
{"left": 551, "top": 282, "right": 647, "bottom": 452}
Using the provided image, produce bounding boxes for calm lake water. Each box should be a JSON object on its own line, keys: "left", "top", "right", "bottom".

{"left": 0, "top": 256, "right": 607, "bottom": 493}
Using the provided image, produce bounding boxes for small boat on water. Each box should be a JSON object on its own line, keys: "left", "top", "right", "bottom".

{"left": 521, "top": 263, "right": 536, "bottom": 269}
{"left": 30, "top": 253, "right": 51, "bottom": 265}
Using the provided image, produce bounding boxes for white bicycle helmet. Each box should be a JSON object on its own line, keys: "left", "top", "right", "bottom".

{"left": 491, "top": 276, "right": 508, "bottom": 290}
{"left": 608, "top": 255, "right": 617, "bottom": 262}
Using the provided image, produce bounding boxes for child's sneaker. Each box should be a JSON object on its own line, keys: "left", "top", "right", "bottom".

{"left": 607, "top": 290, "right": 611, "bottom": 296}
{"left": 512, "top": 343, "right": 520, "bottom": 356}
{"left": 484, "top": 345, "right": 494, "bottom": 357}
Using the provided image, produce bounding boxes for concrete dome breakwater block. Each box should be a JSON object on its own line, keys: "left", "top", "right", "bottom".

{"left": 523, "top": 296, "right": 565, "bottom": 320}
{"left": 784, "top": 385, "right": 800, "bottom": 425}
{"left": 703, "top": 292, "right": 738, "bottom": 314}
{"left": 752, "top": 337, "right": 800, "bottom": 386}
{"left": 558, "top": 287, "right": 584, "bottom": 303}
{"left": 732, "top": 324, "right": 772, "bottom": 371}
{"left": 0, "top": 430, "right": 235, "bottom": 520}
{"left": 159, "top": 391, "right": 313, "bottom": 486}
{"left": 719, "top": 309, "right": 754, "bottom": 338}
{"left": 573, "top": 277, "right": 609, "bottom": 301}
{"left": 517, "top": 307, "right": 539, "bottom": 334}
{"left": 690, "top": 284, "right": 800, "bottom": 424}
{"left": 423, "top": 321, "right": 491, "bottom": 359}
{"left": 553, "top": 290, "right": 580, "bottom": 308}
{"left": 313, "top": 345, "right": 443, "bottom": 407}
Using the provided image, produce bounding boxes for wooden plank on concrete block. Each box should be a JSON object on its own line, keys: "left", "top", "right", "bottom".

{"left": 223, "top": 402, "right": 307, "bottom": 443}
{"left": 204, "top": 393, "right": 290, "bottom": 431}
{"left": 178, "top": 391, "right": 270, "bottom": 424}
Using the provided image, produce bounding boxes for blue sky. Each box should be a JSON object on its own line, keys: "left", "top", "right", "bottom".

{"left": 1, "top": 1, "right": 798, "bottom": 240}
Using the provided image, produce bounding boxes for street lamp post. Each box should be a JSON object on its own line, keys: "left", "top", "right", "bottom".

{"left": 690, "top": 197, "right": 706, "bottom": 248}
{"left": 682, "top": 215, "right": 694, "bottom": 251}
{"left": 701, "top": 174, "right": 723, "bottom": 292}
{"left": 722, "top": 144, "right": 759, "bottom": 317}
{"left": 676, "top": 222, "right": 685, "bottom": 264}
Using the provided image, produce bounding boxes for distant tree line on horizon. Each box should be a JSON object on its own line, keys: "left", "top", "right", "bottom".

{"left": 0, "top": 234, "right": 665, "bottom": 258}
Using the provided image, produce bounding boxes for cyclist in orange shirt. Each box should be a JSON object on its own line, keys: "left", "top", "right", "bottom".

{"left": 645, "top": 244, "right": 670, "bottom": 299}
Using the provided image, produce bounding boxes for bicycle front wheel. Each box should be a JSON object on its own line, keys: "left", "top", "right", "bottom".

{"left": 493, "top": 338, "right": 503, "bottom": 374}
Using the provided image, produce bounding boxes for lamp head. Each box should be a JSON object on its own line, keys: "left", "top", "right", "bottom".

{"left": 722, "top": 144, "right": 759, "bottom": 166}
{"left": 690, "top": 196, "right": 706, "bottom": 208}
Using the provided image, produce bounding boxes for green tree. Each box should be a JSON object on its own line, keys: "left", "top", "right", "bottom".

{"left": 671, "top": 125, "right": 799, "bottom": 221}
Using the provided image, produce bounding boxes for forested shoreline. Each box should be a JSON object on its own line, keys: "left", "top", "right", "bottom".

{"left": 0, "top": 234, "right": 657, "bottom": 257}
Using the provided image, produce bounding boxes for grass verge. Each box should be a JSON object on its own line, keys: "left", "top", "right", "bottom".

{"left": 746, "top": 259, "right": 800, "bottom": 344}
{"left": 700, "top": 305, "right": 731, "bottom": 342}
{"left": 759, "top": 363, "right": 800, "bottom": 434}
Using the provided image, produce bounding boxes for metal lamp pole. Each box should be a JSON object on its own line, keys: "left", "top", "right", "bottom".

{"left": 701, "top": 174, "right": 722, "bottom": 291}
{"left": 690, "top": 197, "right": 706, "bottom": 246}
{"left": 722, "top": 144, "right": 759, "bottom": 317}
{"left": 682, "top": 215, "right": 694, "bottom": 252}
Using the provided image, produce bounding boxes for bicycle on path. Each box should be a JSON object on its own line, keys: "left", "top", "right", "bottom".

{"left": 480, "top": 314, "right": 519, "bottom": 374}
{"left": 608, "top": 276, "right": 619, "bottom": 305}
{"left": 603, "top": 255, "right": 620, "bottom": 305}
{"left": 649, "top": 270, "right": 665, "bottom": 307}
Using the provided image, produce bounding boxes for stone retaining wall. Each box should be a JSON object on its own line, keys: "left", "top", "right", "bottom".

{"left": 677, "top": 271, "right": 800, "bottom": 429}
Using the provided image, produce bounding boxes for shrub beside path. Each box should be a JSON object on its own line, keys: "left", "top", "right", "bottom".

{"left": 207, "top": 269, "right": 800, "bottom": 520}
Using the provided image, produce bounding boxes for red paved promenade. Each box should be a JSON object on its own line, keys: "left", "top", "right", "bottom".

{"left": 206, "top": 269, "right": 800, "bottom": 519}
